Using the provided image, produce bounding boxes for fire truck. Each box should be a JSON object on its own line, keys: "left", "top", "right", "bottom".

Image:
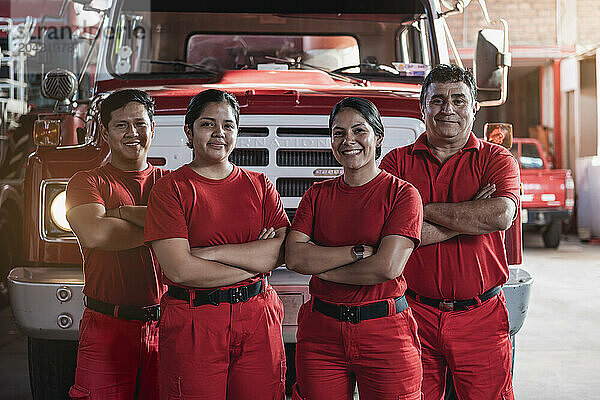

{"left": 3, "top": 0, "right": 532, "bottom": 398}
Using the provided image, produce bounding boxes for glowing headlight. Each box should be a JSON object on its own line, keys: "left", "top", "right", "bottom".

{"left": 50, "top": 191, "right": 71, "bottom": 231}
{"left": 41, "top": 180, "right": 75, "bottom": 241}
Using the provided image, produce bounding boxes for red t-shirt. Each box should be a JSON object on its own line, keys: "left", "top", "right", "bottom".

{"left": 66, "top": 163, "right": 169, "bottom": 306}
{"left": 291, "top": 171, "right": 422, "bottom": 304}
{"left": 380, "top": 132, "right": 521, "bottom": 300}
{"left": 144, "top": 165, "right": 290, "bottom": 289}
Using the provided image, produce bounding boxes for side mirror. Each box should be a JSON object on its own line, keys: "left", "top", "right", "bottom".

{"left": 484, "top": 122, "right": 513, "bottom": 150}
{"left": 474, "top": 22, "right": 511, "bottom": 107}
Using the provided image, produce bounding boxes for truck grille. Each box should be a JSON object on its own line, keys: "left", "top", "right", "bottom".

{"left": 276, "top": 127, "right": 330, "bottom": 136}
{"left": 229, "top": 148, "right": 269, "bottom": 166}
{"left": 239, "top": 127, "right": 269, "bottom": 137}
{"left": 276, "top": 149, "right": 340, "bottom": 167}
{"left": 276, "top": 178, "right": 326, "bottom": 197}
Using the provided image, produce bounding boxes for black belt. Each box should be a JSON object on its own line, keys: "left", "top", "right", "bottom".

{"left": 405, "top": 286, "right": 502, "bottom": 311}
{"left": 167, "top": 280, "right": 263, "bottom": 307}
{"left": 312, "top": 296, "right": 409, "bottom": 324}
{"left": 85, "top": 296, "right": 160, "bottom": 322}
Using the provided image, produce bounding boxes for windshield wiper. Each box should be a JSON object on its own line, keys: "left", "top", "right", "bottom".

{"left": 141, "top": 59, "right": 219, "bottom": 76}
{"left": 264, "top": 56, "right": 368, "bottom": 87}
{"left": 332, "top": 63, "right": 400, "bottom": 76}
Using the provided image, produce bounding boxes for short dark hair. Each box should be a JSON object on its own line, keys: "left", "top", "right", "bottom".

{"left": 185, "top": 89, "right": 240, "bottom": 149}
{"left": 420, "top": 64, "right": 477, "bottom": 107}
{"left": 100, "top": 89, "right": 154, "bottom": 129}
{"left": 329, "top": 97, "right": 385, "bottom": 159}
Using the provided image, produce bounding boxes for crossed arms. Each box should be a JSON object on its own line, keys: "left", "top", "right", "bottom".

{"left": 67, "top": 203, "right": 287, "bottom": 288}
{"left": 67, "top": 204, "right": 148, "bottom": 251}
{"left": 420, "top": 183, "right": 517, "bottom": 246}
{"left": 151, "top": 227, "right": 287, "bottom": 288}
{"left": 285, "top": 232, "right": 415, "bottom": 285}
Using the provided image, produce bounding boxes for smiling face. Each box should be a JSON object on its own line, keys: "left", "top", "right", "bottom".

{"left": 422, "top": 81, "right": 478, "bottom": 146}
{"left": 102, "top": 101, "right": 155, "bottom": 171}
{"left": 185, "top": 101, "right": 238, "bottom": 166}
{"left": 331, "top": 108, "right": 382, "bottom": 171}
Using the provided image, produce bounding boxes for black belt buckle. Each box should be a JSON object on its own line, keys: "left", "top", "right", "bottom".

{"left": 339, "top": 305, "right": 361, "bottom": 323}
{"left": 143, "top": 305, "right": 160, "bottom": 321}
{"left": 206, "top": 289, "right": 221, "bottom": 306}
{"left": 439, "top": 300, "right": 455, "bottom": 311}
{"left": 230, "top": 286, "right": 249, "bottom": 303}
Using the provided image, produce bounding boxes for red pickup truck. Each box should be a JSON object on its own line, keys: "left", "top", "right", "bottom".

{"left": 511, "top": 138, "right": 574, "bottom": 248}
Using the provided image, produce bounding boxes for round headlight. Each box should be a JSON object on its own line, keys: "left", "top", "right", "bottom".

{"left": 50, "top": 191, "right": 71, "bottom": 231}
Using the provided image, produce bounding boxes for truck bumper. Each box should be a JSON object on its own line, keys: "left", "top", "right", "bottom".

{"left": 269, "top": 267, "right": 310, "bottom": 343}
{"left": 503, "top": 267, "right": 533, "bottom": 336}
{"left": 8, "top": 266, "right": 84, "bottom": 340}
{"left": 8, "top": 265, "right": 311, "bottom": 343}
{"left": 523, "top": 208, "right": 573, "bottom": 226}
{"left": 8, "top": 266, "right": 530, "bottom": 343}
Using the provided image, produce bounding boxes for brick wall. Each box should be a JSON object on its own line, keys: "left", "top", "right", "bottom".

{"left": 577, "top": 0, "right": 600, "bottom": 47}
{"left": 444, "top": 0, "right": 600, "bottom": 49}
{"left": 445, "top": 0, "right": 558, "bottom": 48}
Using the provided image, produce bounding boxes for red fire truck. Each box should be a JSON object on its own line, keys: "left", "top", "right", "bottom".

{"left": 3, "top": 0, "right": 532, "bottom": 398}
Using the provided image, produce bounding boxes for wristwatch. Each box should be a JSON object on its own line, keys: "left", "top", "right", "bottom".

{"left": 352, "top": 245, "right": 365, "bottom": 260}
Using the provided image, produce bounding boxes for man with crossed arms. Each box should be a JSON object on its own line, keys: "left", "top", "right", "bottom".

{"left": 381, "top": 64, "right": 520, "bottom": 400}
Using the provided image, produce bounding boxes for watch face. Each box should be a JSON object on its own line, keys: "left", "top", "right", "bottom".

{"left": 353, "top": 245, "right": 364, "bottom": 258}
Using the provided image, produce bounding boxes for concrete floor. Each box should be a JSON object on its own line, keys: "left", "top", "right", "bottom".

{"left": 1, "top": 232, "right": 599, "bottom": 399}
{"left": 512, "top": 232, "right": 600, "bottom": 399}
{"left": 0, "top": 303, "right": 31, "bottom": 400}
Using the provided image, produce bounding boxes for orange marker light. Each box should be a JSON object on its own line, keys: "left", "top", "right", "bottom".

{"left": 33, "top": 120, "right": 61, "bottom": 146}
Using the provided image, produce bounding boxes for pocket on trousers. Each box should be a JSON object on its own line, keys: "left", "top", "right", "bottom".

{"left": 271, "top": 287, "right": 285, "bottom": 322}
{"left": 399, "top": 309, "right": 422, "bottom": 356}
{"left": 68, "top": 385, "right": 90, "bottom": 399}
{"left": 70, "top": 383, "right": 133, "bottom": 399}
{"left": 496, "top": 292, "right": 511, "bottom": 333}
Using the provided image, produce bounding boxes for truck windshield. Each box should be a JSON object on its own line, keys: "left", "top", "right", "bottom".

{"left": 105, "top": 0, "right": 432, "bottom": 82}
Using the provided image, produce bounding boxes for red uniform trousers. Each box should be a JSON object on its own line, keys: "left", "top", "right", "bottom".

{"left": 158, "top": 284, "right": 286, "bottom": 400}
{"left": 293, "top": 298, "right": 423, "bottom": 400}
{"left": 408, "top": 291, "right": 514, "bottom": 400}
{"left": 69, "top": 308, "right": 159, "bottom": 400}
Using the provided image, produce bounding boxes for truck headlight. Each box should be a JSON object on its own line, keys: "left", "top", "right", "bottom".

{"left": 50, "top": 191, "right": 71, "bottom": 231}
{"left": 41, "top": 180, "right": 75, "bottom": 241}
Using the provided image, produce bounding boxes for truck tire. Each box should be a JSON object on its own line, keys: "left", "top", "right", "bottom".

{"left": 542, "top": 220, "right": 561, "bottom": 248}
{"left": 285, "top": 343, "right": 296, "bottom": 396}
{"left": 28, "top": 337, "right": 78, "bottom": 400}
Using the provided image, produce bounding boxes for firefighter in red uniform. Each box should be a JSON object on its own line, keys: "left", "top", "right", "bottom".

{"left": 286, "top": 97, "right": 424, "bottom": 400}
{"left": 66, "top": 89, "right": 168, "bottom": 399}
{"left": 144, "top": 89, "right": 289, "bottom": 399}
{"left": 380, "top": 64, "right": 520, "bottom": 400}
